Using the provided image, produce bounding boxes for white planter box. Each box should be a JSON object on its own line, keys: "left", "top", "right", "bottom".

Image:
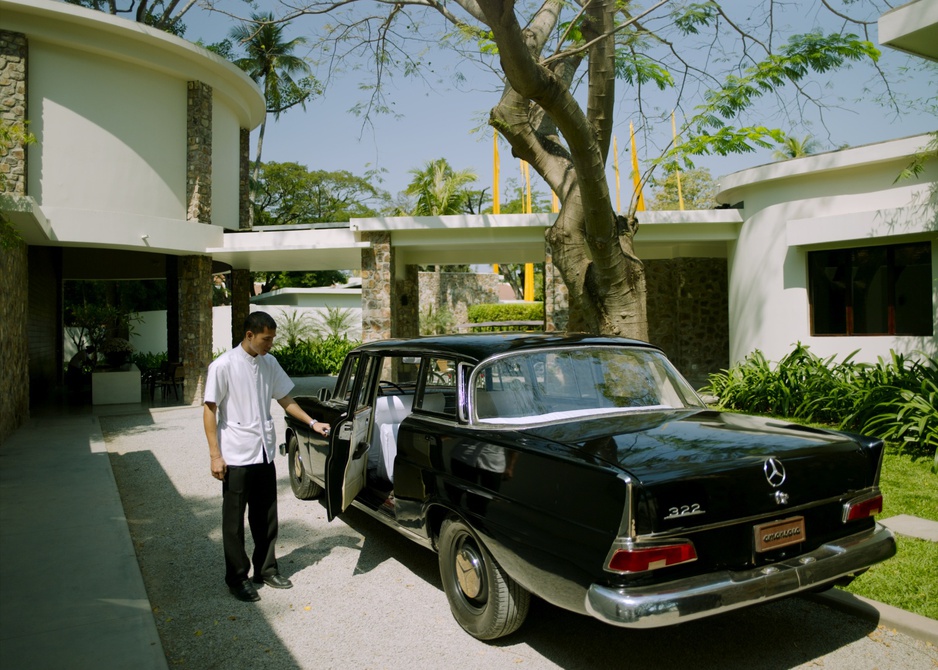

{"left": 92, "top": 364, "right": 141, "bottom": 405}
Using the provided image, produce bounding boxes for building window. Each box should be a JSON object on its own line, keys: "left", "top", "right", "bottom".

{"left": 809, "top": 242, "right": 933, "bottom": 336}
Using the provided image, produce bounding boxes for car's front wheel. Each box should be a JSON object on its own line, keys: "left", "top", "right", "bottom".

{"left": 287, "top": 433, "right": 322, "bottom": 500}
{"left": 438, "top": 516, "right": 530, "bottom": 640}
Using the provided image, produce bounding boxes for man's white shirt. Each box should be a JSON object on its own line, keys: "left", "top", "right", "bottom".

{"left": 204, "top": 346, "right": 293, "bottom": 465}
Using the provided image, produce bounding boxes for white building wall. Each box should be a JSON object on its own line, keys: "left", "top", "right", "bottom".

{"left": 720, "top": 137, "right": 937, "bottom": 365}
{"left": 211, "top": 102, "right": 241, "bottom": 229}
{"left": 28, "top": 42, "right": 186, "bottom": 217}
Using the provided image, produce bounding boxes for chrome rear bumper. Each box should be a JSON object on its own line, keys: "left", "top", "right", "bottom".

{"left": 585, "top": 523, "right": 896, "bottom": 628}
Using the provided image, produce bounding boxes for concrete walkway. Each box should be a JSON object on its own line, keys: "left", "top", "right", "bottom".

{"left": 1, "top": 379, "right": 936, "bottom": 667}
{"left": 0, "top": 411, "right": 167, "bottom": 669}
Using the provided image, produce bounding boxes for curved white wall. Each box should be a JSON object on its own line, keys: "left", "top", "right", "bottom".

{"left": 30, "top": 43, "right": 187, "bottom": 218}
{"left": 719, "top": 136, "right": 938, "bottom": 365}
{"left": 3, "top": 0, "right": 264, "bottom": 246}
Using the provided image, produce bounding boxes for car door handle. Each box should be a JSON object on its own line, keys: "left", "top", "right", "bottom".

{"left": 353, "top": 441, "right": 369, "bottom": 459}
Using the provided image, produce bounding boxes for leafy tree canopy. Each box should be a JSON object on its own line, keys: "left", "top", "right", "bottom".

{"left": 648, "top": 168, "right": 718, "bottom": 211}
{"left": 63, "top": 0, "right": 194, "bottom": 35}
{"left": 253, "top": 270, "right": 349, "bottom": 293}
{"left": 254, "top": 161, "right": 389, "bottom": 225}
{"left": 226, "top": 0, "right": 921, "bottom": 338}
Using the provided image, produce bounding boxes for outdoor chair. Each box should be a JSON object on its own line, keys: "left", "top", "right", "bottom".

{"left": 151, "top": 361, "right": 184, "bottom": 400}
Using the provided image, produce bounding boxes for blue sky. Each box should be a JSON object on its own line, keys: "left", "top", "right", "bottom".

{"left": 182, "top": 0, "right": 937, "bottom": 202}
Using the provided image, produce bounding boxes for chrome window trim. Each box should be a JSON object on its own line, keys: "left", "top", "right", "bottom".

{"left": 465, "top": 345, "right": 704, "bottom": 430}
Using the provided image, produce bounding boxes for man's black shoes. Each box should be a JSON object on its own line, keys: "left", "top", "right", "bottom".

{"left": 253, "top": 573, "right": 293, "bottom": 589}
{"left": 229, "top": 579, "right": 260, "bottom": 602}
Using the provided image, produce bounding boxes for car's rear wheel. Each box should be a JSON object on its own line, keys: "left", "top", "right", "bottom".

{"left": 288, "top": 433, "right": 322, "bottom": 500}
{"left": 438, "top": 516, "right": 530, "bottom": 640}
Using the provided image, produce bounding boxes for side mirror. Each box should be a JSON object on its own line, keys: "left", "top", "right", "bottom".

{"left": 318, "top": 387, "right": 333, "bottom": 402}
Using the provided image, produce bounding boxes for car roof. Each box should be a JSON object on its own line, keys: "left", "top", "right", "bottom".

{"left": 350, "top": 333, "right": 659, "bottom": 364}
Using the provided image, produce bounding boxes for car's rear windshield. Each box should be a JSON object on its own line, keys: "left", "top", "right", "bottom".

{"left": 469, "top": 346, "right": 704, "bottom": 425}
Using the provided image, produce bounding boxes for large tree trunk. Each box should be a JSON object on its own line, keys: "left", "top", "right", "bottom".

{"left": 476, "top": 0, "right": 648, "bottom": 339}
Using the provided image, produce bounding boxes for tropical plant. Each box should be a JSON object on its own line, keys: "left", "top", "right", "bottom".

{"left": 400, "top": 159, "right": 478, "bottom": 216}
{"left": 275, "top": 309, "right": 317, "bottom": 349}
{"left": 311, "top": 306, "right": 358, "bottom": 340}
{"left": 703, "top": 346, "right": 938, "bottom": 463}
{"left": 230, "top": 14, "right": 319, "bottom": 190}
{"left": 420, "top": 305, "right": 457, "bottom": 335}
{"left": 772, "top": 134, "right": 823, "bottom": 160}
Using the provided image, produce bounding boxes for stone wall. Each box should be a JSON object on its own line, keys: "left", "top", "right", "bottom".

{"left": 186, "top": 81, "right": 212, "bottom": 224}
{"left": 0, "top": 29, "right": 29, "bottom": 444}
{"left": 179, "top": 255, "right": 213, "bottom": 404}
{"left": 645, "top": 257, "right": 729, "bottom": 388}
{"left": 417, "top": 271, "right": 502, "bottom": 330}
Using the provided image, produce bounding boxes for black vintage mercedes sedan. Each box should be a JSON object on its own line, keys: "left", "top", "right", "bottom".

{"left": 281, "top": 333, "right": 896, "bottom": 640}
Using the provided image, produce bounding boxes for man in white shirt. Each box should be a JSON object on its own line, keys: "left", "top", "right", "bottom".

{"left": 203, "top": 312, "right": 330, "bottom": 602}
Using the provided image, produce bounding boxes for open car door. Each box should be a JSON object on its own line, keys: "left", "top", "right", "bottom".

{"left": 324, "top": 354, "right": 376, "bottom": 521}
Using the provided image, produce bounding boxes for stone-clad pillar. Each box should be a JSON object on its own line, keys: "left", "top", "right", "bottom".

{"left": 179, "top": 255, "right": 213, "bottom": 404}
{"left": 181, "top": 81, "right": 214, "bottom": 403}
{"left": 0, "top": 30, "right": 28, "bottom": 196}
{"left": 0, "top": 29, "right": 30, "bottom": 442}
{"left": 229, "top": 268, "right": 252, "bottom": 347}
{"left": 544, "top": 242, "right": 568, "bottom": 332}
{"left": 394, "top": 264, "right": 419, "bottom": 339}
{"left": 187, "top": 81, "right": 212, "bottom": 224}
{"left": 239, "top": 128, "right": 252, "bottom": 230}
{"left": 361, "top": 231, "right": 393, "bottom": 342}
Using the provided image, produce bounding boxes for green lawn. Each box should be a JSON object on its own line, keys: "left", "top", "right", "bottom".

{"left": 841, "top": 449, "right": 938, "bottom": 620}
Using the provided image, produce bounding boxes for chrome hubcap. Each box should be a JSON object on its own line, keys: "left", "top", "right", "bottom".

{"left": 293, "top": 448, "right": 302, "bottom": 477}
{"left": 455, "top": 545, "right": 483, "bottom": 599}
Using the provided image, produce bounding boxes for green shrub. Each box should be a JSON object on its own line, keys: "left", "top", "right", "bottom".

{"left": 702, "top": 344, "right": 938, "bottom": 463}
{"left": 274, "top": 336, "right": 358, "bottom": 376}
{"left": 131, "top": 351, "right": 167, "bottom": 375}
{"left": 466, "top": 303, "right": 544, "bottom": 331}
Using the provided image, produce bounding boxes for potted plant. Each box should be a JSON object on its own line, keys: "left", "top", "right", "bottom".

{"left": 100, "top": 337, "right": 134, "bottom": 368}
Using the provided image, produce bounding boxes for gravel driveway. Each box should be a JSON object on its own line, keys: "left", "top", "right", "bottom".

{"left": 100, "top": 405, "right": 938, "bottom": 670}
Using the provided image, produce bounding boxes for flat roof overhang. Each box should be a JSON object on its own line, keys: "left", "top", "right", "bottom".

{"left": 879, "top": 0, "right": 938, "bottom": 62}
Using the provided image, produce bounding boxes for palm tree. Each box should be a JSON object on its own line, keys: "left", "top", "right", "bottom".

{"left": 230, "top": 14, "right": 315, "bottom": 189}
{"left": 773, "top": 134, "right": 822, "bottom": 160}
{"left": 402, "top": 159, "right": 479, "bottom": 216}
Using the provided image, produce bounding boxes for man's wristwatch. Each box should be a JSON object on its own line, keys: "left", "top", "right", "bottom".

{"left": 309, "top": 419, "right": 317, "bottom": 429}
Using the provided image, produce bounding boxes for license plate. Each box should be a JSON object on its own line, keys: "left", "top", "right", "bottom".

{"left": 754, "top": 516, "right": 806, "bottom": 552}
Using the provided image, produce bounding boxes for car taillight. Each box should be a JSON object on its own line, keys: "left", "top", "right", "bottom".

{"left": 607, "top": 542, "right": 697, "bottom": 574}
{"left": 843, "top": 493, "right": 883, "bottom": 523}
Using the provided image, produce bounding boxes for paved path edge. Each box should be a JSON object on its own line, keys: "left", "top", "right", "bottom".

{"left": 809, "top": 589, "right": 938, "bottom": 646}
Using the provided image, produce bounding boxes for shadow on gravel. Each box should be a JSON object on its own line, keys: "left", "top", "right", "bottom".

{"left": 312, "top": 499, "right": 880, "bottom": 669}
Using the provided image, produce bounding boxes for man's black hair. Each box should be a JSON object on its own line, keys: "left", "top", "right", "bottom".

{"left": 244, "top": 311, "right": 277, "bottom": 335}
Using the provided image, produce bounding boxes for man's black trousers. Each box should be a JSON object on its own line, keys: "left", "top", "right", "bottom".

{"left": 222, "top": 460, "right": 279, "bottom": 586}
